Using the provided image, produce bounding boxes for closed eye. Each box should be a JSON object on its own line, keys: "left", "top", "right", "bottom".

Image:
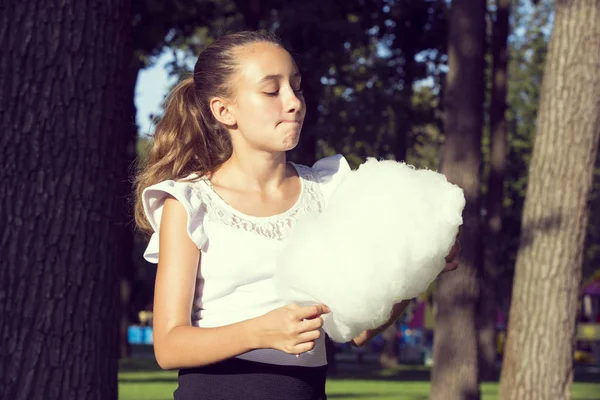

{"left": 264, "top": 88, "right": 303, "bottom": 97}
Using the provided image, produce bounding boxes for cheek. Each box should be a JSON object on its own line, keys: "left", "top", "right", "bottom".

{"left": 234, "top": 101, "right": 262, "bottom": 127}
{"left": 248, "top": 97, "right": 281, "bottom": 121}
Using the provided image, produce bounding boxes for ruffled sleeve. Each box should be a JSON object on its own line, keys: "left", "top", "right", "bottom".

{"left": 311, "top": 154, "right": 352, "bottom": 203}
{"left": 141, "top": 180, "right": 207, "bottom": 264}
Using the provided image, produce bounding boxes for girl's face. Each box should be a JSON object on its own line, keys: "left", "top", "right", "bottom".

{"left": 226, "top": 42, "right": 306, "bottom": 153}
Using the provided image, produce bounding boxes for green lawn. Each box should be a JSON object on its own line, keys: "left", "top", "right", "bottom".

{"left": 118, "top": 358, "right": 600, "bottom": 400}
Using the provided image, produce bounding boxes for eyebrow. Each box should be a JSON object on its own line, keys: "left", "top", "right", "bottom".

{"left": 258, "top": 71, "right": 302, "bottom": 84}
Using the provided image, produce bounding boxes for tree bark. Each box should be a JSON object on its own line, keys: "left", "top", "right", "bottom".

{"left": 478, "top": 0, "right": 510, "bottom": 382}
{"left": 499, "top": 2, "right": 600, "bottom": 399}
{"left": 430, "top": 1, "right": 486, "bottom": 399}
{"left": 0, "top": 0, "right": 132, "bottom": 399}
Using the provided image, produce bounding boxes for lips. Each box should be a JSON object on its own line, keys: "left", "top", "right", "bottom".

{"left": 278, "top": 120, "right": 302, "bottom": 127}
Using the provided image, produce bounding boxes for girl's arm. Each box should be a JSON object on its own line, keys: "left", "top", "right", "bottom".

{"left": 152, "top": 197, "right": 325, "bottom": 370}
{"left": 350, "top": 300, "right": 411, "bottom": 347}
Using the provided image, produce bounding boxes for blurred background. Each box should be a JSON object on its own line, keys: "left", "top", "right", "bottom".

{"left": 126, "top": 0, "right": 600, "bottom": 397}
{"left": 3, "top": 0, "right": 600, "bottom": 399}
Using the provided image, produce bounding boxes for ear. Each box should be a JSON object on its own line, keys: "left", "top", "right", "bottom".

{"left": 209, "top": 97, "right": 236, "bottom": 126}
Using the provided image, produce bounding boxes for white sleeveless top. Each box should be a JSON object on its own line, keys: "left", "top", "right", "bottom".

{"left": 142, "top": 154, "right": 351, "bottom": 367}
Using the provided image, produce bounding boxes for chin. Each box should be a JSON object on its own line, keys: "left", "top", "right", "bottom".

{"left": 281, "top": 132, "right": 301, "bottom": 151}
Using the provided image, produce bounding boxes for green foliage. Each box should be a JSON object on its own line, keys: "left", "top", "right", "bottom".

{"left": 132, "top": 0, "right": 232, "bottom": 65}
{"left": 406, "top": 85, "right": 443, "bottom": 170}
{"left": 135, "top": 136, "right": 153, "bottom": 169}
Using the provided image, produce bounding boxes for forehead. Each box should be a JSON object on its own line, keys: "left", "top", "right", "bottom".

{"left": 234, "top": 42, "right": 299, "bottom": 84}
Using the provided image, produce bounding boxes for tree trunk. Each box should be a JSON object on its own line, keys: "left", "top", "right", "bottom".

{"left": 499, "top": 2, "right": 600, "bottom": 399}
{"left": 430, "top": 1, "right": 486, "bottom": 399}
{"left": 0, "top": 0, "right": 132, "bottom": 399}
{"left": 394, "top": 46, "right": 417, "bottom": 163}
{"left": 386, "top": 30, "right": 414, "bottom": 355}
{"left": 379, "top": 324, "right": 400, "bottom": 368}
{"left": 478, "top": 0, "right": 510, "bottom": 382}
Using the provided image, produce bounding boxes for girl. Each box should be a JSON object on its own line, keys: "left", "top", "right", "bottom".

{"left": 134, "top": 30, "right": 459, "bottom": 400}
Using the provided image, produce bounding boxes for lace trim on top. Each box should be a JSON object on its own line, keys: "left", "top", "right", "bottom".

{"left": 189, "top": 163, "right": 325, "bottom": 241}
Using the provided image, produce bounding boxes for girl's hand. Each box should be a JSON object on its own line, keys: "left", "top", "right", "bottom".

{"left": 442, "top": 226, "right": 462, "bottom": 273}
{"left": 254, "top": 304, "right": 329, "bottom": 355}
{"left": 442, "top": 239, "right": 461, "bottom": 272}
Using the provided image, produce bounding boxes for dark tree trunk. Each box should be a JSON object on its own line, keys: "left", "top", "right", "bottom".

{"left": 394, "top": 46, "right": 417, "bottom": 163}
{"left": 384, "top": 35, "right": 416, "bottom": 353}
{"left": 478, "top": 0, "right": 510, "bottom": 382}
{"left": 499, "top": 2, "right": 600, "bottom": 399}
{"left": 430, "top": 0, "right": 486, "bottom": 399}
{"left": 0, "top": 0, "right": 132, "bottom": 398}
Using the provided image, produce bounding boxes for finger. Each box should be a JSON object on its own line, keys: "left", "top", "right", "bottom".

{"left": 445, "top": 240, "right": 461, "bottom": 262}
{"left": 297, "top": 329, "right": 321, "bottom": 343}
{"left": 441, "top": 261, "right": 459, "bottom": 273}
{"left": 295, "top": 304, "right": 329, "bottom": 320}
{"left": 299, "top": 317, "right": 324, "bottom": 333}
{"left": 293, "top": 341, "right": 316, "bottom": 355}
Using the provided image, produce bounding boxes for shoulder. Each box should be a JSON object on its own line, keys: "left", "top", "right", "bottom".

{"left": 142, "top": 176, "right": 206, "bottom": 232}
{"left": 141, "top": 177, "right": 208, "bottom": 263}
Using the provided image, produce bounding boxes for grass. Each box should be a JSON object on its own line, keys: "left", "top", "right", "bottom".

{"left": 118, "top": 358, "right": 600, "bottom": 400}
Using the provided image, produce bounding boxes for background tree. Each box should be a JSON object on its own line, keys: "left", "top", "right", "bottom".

{"left": 430, "top": 0, "right": 487, "bottom": 399}
{"left": 499, "top": 1, "right": 600, "bottom": 399}
{"left": 478, "top": 0, "right": 511, "bottom": 381}
{"left": 0, "top": 0, "right": 132, "bottom": 399}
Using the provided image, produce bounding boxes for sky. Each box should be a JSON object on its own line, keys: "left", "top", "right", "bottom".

{"left": 134, "top": 51, "right": 175, "bottom": 136}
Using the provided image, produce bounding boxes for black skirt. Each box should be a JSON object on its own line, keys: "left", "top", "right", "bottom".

{"left": 174, "top": 358, "right": 328, "bottom": 400}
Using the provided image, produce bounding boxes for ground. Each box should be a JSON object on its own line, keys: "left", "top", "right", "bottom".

{"left": 118, "top": 357, "right": 600, "bottom": 400}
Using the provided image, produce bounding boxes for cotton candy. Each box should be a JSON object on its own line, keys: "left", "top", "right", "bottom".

{"left": 272, "top": 158, "right": 465, "bottom": 343}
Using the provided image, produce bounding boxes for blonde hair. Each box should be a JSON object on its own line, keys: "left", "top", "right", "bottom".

{"left": 134, "top": 31, "right": 282, "bottom": 235}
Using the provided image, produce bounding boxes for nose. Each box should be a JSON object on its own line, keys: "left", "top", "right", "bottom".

{"left": 284, "top": 88, "right": 304, "bottom": 114}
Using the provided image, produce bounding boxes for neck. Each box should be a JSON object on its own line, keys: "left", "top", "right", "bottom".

{"left": 214, "top": 148, "right": 289, "bottom": 192}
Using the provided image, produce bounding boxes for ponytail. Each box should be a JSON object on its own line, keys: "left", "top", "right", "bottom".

{"left": 133, "top": 77, "right": 232, "bottom": 236}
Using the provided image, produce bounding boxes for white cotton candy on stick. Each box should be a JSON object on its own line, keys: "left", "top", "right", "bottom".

{"left": 272, "top": 158, "right": 466, "bottom": 343}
